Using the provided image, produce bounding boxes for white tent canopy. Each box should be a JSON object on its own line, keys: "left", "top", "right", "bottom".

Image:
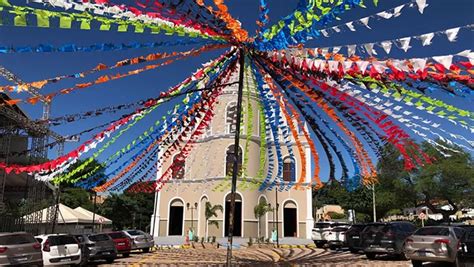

{"left": 74, "top": 207, "right": 112, "bottom": 225}
{"left": 24, "top": 203, "right": 111, "bottom": 225}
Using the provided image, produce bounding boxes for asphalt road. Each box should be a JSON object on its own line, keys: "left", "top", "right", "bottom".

{"left": 93, "top": 248, "right": 474, "bottom": 266}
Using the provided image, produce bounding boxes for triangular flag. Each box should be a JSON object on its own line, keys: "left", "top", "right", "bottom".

{"left": 342, "top": 61, "right": 353, "bottom": 72}
{"left": 445, "top": 27, "right": 460, "bottom": 42}
{"left": 346, "top": 21, "right": 356, "bottom": 31}
{"left": 320, "top": 29, "right": 329, "bottom": 37}
{"left": 347, "top": 45, "right": 357, "bottom": 57}
{"left": 411, "top": 58, "right": 427, "bottom": 72}
{"left": 419, "top": 33, "right": 434, "bottom": 46}
{"left": 377, "top": 11, "right": 393, "bottom": 19}
{"left": 332, "top": 26, "right": 341, "bottom": 33}
{"left": 364, "top": 43, "right": 377, "bottom": 56}
{"left": 415, "top": 0, "right": 428, "bottom": 14}
{"left": 332, "top": 46, "right": 341, "bottom": 54}
{"left": 356, "top": 61, "right": 370, "bottom": 73}
{"left": 380, "top": 41, "right": 392, "bottom": 54}
{"left": 432, "top": 55, "right": 453, "bottom": 69}
{"left": 393, "top": 5, "right": 405, "bottom": 17}
{"left": 397, "top": 37, "right": 412, "bottom": 52}
{"left": 360, "top": 17, "right": 371, "bottom": 29}
{"left": 328, "top": 61, "right": 339, "bottom": 72}
{"left": 372, "top": 61, "right": 387, "bottom": 73}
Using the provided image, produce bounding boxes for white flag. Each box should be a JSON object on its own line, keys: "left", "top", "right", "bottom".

{"left": 377, "top": 11, "right": 393, "bottom": 19}
{"left": 380, "top": 41, "right": 392, "bottom": 54}
{"left": 320, "top": 29, "right": 329, "bottom": 37}
{"left": 445, "top": 27, "right": 460, "bottom": 42}
{"left": 360, "top": 17, "right": 371, "bottom": 29}
{"left": 398, "top": 37, "right": 412, "bottom": 52}
{"left": 456, "top": 50, "right": 471, "bottom": 57}
{"left": 364, "top": 43, "right": 377, "bottom": 56}
{"left": 419, "top": 33, "right": 435, "bottom": 46}
{"left": 332, "top": 26, "right": 341, "bottom": 33}
{"left": 393, "top": 5, "right": 405, "bottom": 17}
{"left": 346, "top": 21, "right": 356, "bottom": 31}
{"left": 342, "top": 61, "right": 353, "bottom": 72}
{"left": 328, "top": 61, "right": 340, "bottom": 72}
{"left": 372, "top": 61, "right": 388, "bottom": 73}
{"left": 411, "top": 58, "right": 427, "bottom": 72}
{"left": 356, "top": 61, "right": 370, "bottom": 73}
{"left": 415, "top": 0, "right": 428, "bottom": 14}
{"left": 433, "top": 55, "right": 453, "bottom": 69}
{"left": 347, "top": 45, "right": 357, "bottom": 57}
{"left": 332, "top": 46, "right": 342, "bottom": 54}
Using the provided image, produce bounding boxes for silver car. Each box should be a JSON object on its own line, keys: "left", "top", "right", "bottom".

{"left": 123, "top": 230, "right": 154, "bottom": 252}
{"left": 0, "top": 232, "right": 43, "bottom": 266}
{"left": 405, "top": 226, "right": 465, "bottom": 267}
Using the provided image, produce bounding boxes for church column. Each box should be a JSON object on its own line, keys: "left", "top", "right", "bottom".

{"left": 305, "top": 145, "right": 314, "bottom": 239}
{"left": 150, "top": 149, "right": 163, "bottom": 239}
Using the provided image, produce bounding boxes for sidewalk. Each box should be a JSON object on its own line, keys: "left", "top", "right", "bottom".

{"left": 153, "top": 236, "right": 313, "bottom": 248}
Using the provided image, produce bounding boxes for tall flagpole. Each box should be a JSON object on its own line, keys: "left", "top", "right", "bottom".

{"left": 226, "top": 47, "right": 245, "bottom": 266}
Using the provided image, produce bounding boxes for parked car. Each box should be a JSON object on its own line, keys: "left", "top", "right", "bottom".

{"left": 327, "top": 225, "right": 351, "bottom": 250}
{"left": 311, "top": 222, "right": 349, "bottom": 248}
{"left": 458, "top": 225, "right": 474, "bottom": 262}
{"left": 405, "top": 226, "right": 465, "bottom": 267}
{"left": 345, "top": 224, "right": 367, "bottom": 253}
{"left": 123, "top": 230, "right": 154, "bottom": 252}
{"left": 107, "top": 231, "right": 132, "bottom": 257}
{"left": 35, "top": 234, "right": 82, "bottom": 266}
{"left": 361, "top": 221, "right": 416, "bottom": 260}
{"left": 0, "top": 232, "right": 43, "bottom": 266}
{"left": 74, "top": 233, "right": 117, "bottom": 264}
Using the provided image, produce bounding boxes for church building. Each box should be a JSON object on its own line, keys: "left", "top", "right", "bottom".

{"left": 150, "top": 69, "right": 314, "bottom": 240}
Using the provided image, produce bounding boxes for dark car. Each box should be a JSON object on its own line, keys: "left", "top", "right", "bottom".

{"left": 74, "top": 233, "right": 117, "bottom": 264}
{"left": 345, "top": 224, "right": 367, "bottom": 253}
{"left": 459, "top": 225, "right": 474, "bottom": 262}
{"left": 361, "top": 221, "right": 416, "bottom": 260}
{"left": 107, "top": 231, "right": 132, "bottom": 257}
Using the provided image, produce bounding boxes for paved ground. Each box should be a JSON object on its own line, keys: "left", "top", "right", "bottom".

{"left": 95, "top": 247, "right": 469, "bottom": 266}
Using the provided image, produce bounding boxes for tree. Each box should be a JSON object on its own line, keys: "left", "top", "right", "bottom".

{"left": 61, "top": 187, "right": 93, "bottom": 210}
{"left": 377, "top": 141, "right": 474, "bottom": 222}
{"left": 205, "top": 202, "right": 223, "bottom": 240}
{"left": 254, "top": 198, "right": 272, "bottom": 239}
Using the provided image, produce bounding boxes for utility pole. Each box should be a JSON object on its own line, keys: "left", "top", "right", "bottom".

{"left": 226, "top": 47, "right": 245, "bottom": 267}
{"left": 91, "top": 191, "right": 97, "bottom": 233}
{"left": 372, "top": 184, "right": 377, "bottom": 222}
{"left": 275, "top": 184, "right": 279, "bottom": 247}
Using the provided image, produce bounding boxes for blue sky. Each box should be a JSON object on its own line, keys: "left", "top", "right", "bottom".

{"left": 0, "top": 0, "right": 473, "bottom": 184}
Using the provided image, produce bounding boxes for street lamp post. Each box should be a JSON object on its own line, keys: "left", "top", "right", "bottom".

{"left": 187, "top": 202, "right": 198, "bottom": 232}
{"left": 275, "top": 184, "right": 279, "bottom": 247}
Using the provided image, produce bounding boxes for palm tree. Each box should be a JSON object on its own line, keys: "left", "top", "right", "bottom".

{"left": 205, "top": 202, "right": 223, "bottom": 240}
{"left": 254, "top": 198, "right": 272, "bottom": 239}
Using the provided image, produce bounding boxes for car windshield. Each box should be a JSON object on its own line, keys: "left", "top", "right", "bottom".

{"left": 0, "top": 234, "right": 36, "bottom": 245}
{"left": 314, "top": 223, "right": 332, "bottom": 229}
{"left": 48, "top": 235, "right": 78, "bottom": 245}
{"left": 332, "top": 227, "right": 349, "bottom": 232}
{"left": 414, "top": 227, "right": 449, "bottom": 236}
{"left": 126, "top": 230, "right": 143, "bottom": 236}
{"left": 363, "top": 224, "right": 389, "bottom": 234}
{"left": 89, "top": 234, "right": 110, "bottom": 242}
{"left": 108, "top": 232, "right": 126, "bottom": 239}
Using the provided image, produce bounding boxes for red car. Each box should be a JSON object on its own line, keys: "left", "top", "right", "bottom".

{"left": 107, "top": 232, "right": 131, "bottom": 257}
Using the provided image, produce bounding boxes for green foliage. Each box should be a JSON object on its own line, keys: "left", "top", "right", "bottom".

{"left": 327, "top": 211, "right": 345, "bottom": 220}
{"left": 61, "top": 187, "right": 93, "bottom": 210}
{"left": 377, "top": 141, "right": 474, "bottom": 221}
{"left": 254, "top": 198, "right": 272, "bottom": 219}
{"left": 98, "top": 192, "right": 154, "bottom": 231}
{"left": 205, "top": 202, "right": 223, "bottom": 229}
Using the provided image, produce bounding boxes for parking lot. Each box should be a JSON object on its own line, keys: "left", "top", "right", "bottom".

{"left": 96, "top": 247, "right": 473, "bottom": 266}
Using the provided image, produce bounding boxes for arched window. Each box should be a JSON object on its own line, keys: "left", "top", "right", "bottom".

{"left": 225, "top": 145, "right": 242, "bottom": 176}
{"left": 226, "top": 102, "right": 237, "bottom": 134}
{"left": 283, "top": 157, "right": 295, "bottom": 182}
{"left": 172, "top": 154, "right": 185, "bottom": 179}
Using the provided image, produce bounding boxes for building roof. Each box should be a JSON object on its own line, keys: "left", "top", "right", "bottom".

{"left": 24, "top": 203, "right": 112, "bottom": 224}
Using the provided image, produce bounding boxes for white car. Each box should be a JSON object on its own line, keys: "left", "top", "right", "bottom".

{"left": 35, "top": 234, "right": 82, "bottom": 266}
{"left": 327, "top": 225, "right": 351, "bottom": 249}
{"left": 312, "top": 222, "right": 349, "bottom": 248}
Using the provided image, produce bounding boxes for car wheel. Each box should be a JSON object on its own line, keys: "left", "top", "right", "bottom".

{"left": 143, "top": 247, "right": 150, "bottom": 253}
{"left": 106, "top": 258, "right": 115, "bottom": 264}
{"left": 365, "top": 252, "right": 376, "bottom": 260}
{"left": 329, "top": 245, "right": 337, "bottom": 250}
{"left": 314, "top": 241, "right": 324, "bottom": 248}
{"left": 123, "top": 253, "right": 130, "bottom": 257}
{"left": 411, "top": 260, "right": 423, "bottom": 267}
